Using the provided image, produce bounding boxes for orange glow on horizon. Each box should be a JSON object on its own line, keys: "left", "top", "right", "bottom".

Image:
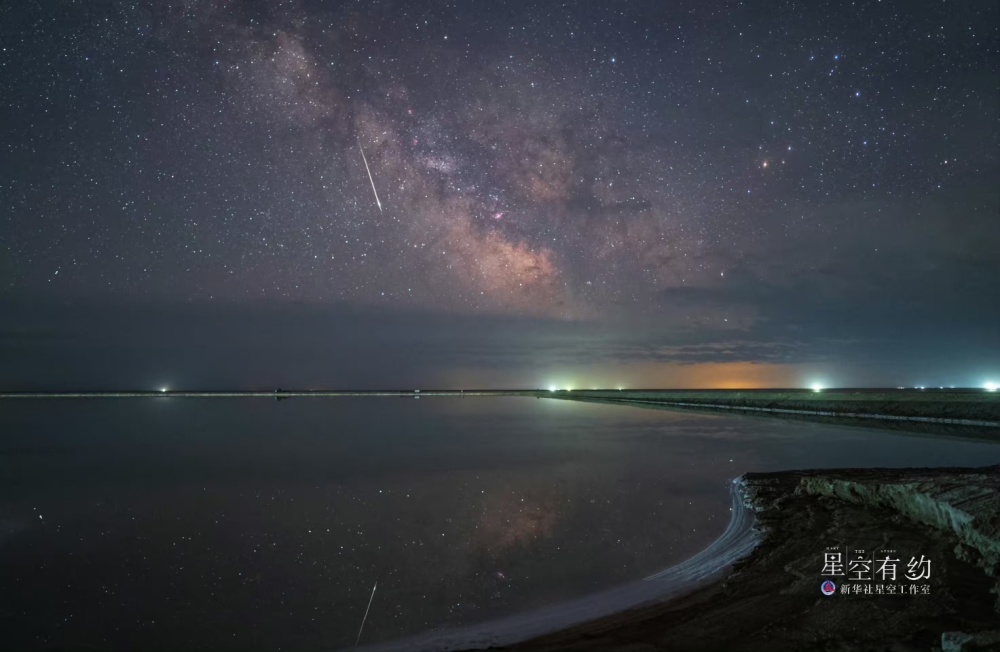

{"left": 635, "top": 362, "right": 801, "bottom": 389}
{"left": 443, "top": 361, "right": 808, "bottom": 390}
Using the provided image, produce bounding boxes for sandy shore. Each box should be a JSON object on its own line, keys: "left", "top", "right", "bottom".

{"left": 490, "top": 464, "right": 1000, "bottom": 652}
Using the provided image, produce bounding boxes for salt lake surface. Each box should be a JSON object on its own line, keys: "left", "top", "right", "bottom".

{"left": 1, "top": 397, "right": 999, "bottom": 649}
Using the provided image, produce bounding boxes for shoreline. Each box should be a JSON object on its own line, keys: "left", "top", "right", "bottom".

{"left": 353, "top": 480, "right": 760, "bottom": 652}
{"left": 551, "top": 389, "right": 1000, "bottom": 431}
{"left": 350, "top": 463, "right": 1000, "bottom": 652}
{"left": 489, "top": 464, "right": 1000, "bottom": 652}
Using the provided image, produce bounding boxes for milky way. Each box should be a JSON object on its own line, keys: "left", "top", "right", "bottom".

{"left": 1, "top": 0, "right": 997, "bottom": 339}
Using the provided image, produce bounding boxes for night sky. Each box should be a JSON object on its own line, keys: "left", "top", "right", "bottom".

{"left": 1, "top": 0, "right": 998, "bottom": 389}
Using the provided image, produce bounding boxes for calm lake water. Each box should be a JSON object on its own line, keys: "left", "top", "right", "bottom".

{"left": 2, "top": 397, "right": 999, "bottom": 649}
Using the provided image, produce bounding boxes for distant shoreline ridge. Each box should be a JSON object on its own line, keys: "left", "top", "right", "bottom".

{"left": 2, "top": 388, "right": 998, "bottom": 428}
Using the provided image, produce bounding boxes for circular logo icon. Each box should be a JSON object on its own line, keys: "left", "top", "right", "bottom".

{"left": 821, "top": 580, "right": 837, "bottom": 596}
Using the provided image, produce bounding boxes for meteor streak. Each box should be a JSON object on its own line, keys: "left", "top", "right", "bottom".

{"left": 355, "top": 580, "right": 377, "bottom": 646}
{"left": 357, "top": 137, "right": 383, "bottom": 214}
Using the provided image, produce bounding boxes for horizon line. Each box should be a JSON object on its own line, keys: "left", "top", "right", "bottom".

{"left": 1, "top": 387, "right": 996, "bottom": 398}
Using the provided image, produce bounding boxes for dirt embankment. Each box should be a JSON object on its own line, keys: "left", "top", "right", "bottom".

{"left": 551, "top": 389, "right": 1000, "bottom": 427}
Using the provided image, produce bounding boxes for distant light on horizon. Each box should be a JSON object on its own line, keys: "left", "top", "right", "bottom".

{"left": 986, "top": 381, "right": 998, "bottom": 392}
{"left": 160, "top": 387, "right": 168, "bottom": 393}
{"left": 810, "top": 383, "right": 823, "bottom": 392}
{"left": 548, "top": 385, "right": 556, "bottom": 392}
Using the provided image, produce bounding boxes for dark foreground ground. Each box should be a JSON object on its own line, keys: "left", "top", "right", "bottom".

{"left": 487, "top": 465, "right": 1000, "bottom": 652}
